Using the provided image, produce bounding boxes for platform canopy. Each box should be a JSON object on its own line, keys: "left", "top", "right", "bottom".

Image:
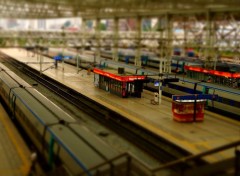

{"left": 0, "top": 0, "right": 240, "bottom": 19}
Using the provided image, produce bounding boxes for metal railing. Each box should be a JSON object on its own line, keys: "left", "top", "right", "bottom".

{"left": 79, "top": 140, "right": 240, "bottom": 176}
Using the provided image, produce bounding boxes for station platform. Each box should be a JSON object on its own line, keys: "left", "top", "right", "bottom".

{"left": 1, "top": 48, "right": 240, "bottom": 163}
{"left": 0, "top": 102, "right": 31, "bottom": 175}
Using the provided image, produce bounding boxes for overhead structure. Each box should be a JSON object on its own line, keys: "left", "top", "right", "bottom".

{"left": 0, "top": 0, "right": 239, "bottom": 18}
{"left": 0, "top": 0, "right": 240, "bottom": 71}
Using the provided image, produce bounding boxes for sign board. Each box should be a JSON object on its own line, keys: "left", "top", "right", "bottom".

{"left": 172, "top": 94, "right": 218, "bottom": 102}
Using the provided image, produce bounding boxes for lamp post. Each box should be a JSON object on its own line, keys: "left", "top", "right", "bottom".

{"left": 158, "top": 73, "right": 163, "bottom": 104}
{"left": 76, "top": 46, "right": 81, "bottom": 73}
{"left": 61, "top": 26, "right": 66, "bottom": 71}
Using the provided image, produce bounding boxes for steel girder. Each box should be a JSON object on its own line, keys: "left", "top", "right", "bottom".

{"left": 0, "top": 0, "right": 239, "bottom": 18}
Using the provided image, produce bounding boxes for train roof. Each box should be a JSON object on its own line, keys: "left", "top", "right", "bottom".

{"left": 26, "top": 87, "right": 76, "bottom": 121}
{"left": 0, "top": 70, "right": 30, "bottom": 88}
{"left": 49, "top": 124, "right": 113, "bottom": 170}
{"left": 69, "top": 124, "right": 118, "bottom": 159}
{"left": 12, "top": 88, "right": 76, "bottom": 125}
{"left": 0, "top": 63, "right": 11, "bottom": 71}
{"left": 180, "top": 79, "right": 240, "bottom": 96}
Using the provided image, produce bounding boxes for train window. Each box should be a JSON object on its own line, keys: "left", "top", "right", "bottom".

{"left": 230, "top": 66, "right": 237, "bottom": 73}
{"left": 222, "top": 98, "right": 230, "bottom": 104}
{"left": 235, "top": 101, "right": 240, "bottom": 108}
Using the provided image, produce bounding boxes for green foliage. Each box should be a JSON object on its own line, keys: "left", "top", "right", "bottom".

{"left": 99, "top": 22, "right": 107, "bottom": 31}
{"left": 0, "top": 38, "right": 6, "bottom": 46}
{"left": 18, "top": 38, "right": 27, "bottom": 46}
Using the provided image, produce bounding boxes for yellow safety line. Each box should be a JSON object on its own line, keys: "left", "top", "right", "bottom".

{"left": 0, "top": 169, "right": 23, "bottom": 174}
{"left": 91, "top": 96, "right": 203, "bottom": 155}
{"left": 198, "top": 141, "right": 237, "bottom": 163}
{"left": 93, "top": 95, "right": 240, "bottom": 161}
{"left": 205, "top": 110, "right": 240, "bottom": 126}
{"left": 0, "top": 105, "right": 31, "bottom": 175}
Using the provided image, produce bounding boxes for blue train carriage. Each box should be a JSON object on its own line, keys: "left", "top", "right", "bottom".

{"left": 158, "top": 61, "right": 240, "bottom": 118}
{"left": 146, "top": 55, "right": 203, "bottom": 73}
{"left": 51, "top": 48, "right": 101, "bottom": 69}
{"left": 163, "top": 78, "right": 240, "bottom": 119}
{"left": 0, "top": 63, "right": 121, "bottom": 175}
{"left": 0, "top": 67, "right": 31, "bottom": 109}
{"left": 11, "top": 87, "right": 119, "bottom": 174}
{"left": 8, "top": 87, "right": 75, "bottom": 168}
{"left": 146, "top": 56, "right": 161, "bottom": 69}
{"left": 200, "top": 84, "right": 240, "bottom": 118}
{"left": 54, "top": 47, "right": 203, "bottom": 74}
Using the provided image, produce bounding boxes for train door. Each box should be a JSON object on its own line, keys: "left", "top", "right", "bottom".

{"left": 202, "top": 86, "right": 209, "bottom": 95}
{"left": 202, "top": 86, "right": 213, "bottom": 107}
{"left": 180, "top": 61, "right": 185, "bottom": 73}
{"left": 9, "top": 92, "right": 16, "bottom": 118}
{"left": 42, "top": 129, "right": 59, "bottom": 170}
{"left": 206, "top": 87, "right": 215, "bottom": 108}
{"left": 48, "top": 135, "right": 55, "bottom": 169}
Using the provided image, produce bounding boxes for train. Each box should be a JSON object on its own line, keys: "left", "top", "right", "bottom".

{"left": 104, "top": 50, "right": 240, "bottom": 75}
{"left": 96, "top": 59, "right": 240, "bottom": 119}
{"left": 46, "top": 48, "right": 205, "bottom": 74}
{"left": 157, "top": 80, "right": 240, "bottom": 119}
{"left": 146, "top": 74, "right": 240, "bottom": 119}
{"left": 0, "top": 63, "right": 120, "bottom": 175}
{"left": 30, "top": 48, "right": 240, "bottom": 118}
{"left": 46, "top": 48, "right": 240, "bottom": 88}
{"left": 40, "top": 46, "right": 239, "bottom": 84}
{"left": 47, "top": 47, "right": 240, "bottom": 75}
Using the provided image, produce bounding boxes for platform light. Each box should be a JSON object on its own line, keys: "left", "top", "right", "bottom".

{"left": 154, "top": 81, "right": 159, "bottom": 86}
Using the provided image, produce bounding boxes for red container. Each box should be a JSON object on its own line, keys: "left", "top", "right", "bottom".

{"left": 172, "top": 100, "right": 205, "bottom": 122}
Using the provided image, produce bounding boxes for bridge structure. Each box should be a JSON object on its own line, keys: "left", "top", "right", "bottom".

{"left": 0, "top": 0, "right": 239, "bottom": 70}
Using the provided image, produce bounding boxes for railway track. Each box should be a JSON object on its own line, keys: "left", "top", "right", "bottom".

{"left": 0, "top": 52, "right": 196, "bottom": 166}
